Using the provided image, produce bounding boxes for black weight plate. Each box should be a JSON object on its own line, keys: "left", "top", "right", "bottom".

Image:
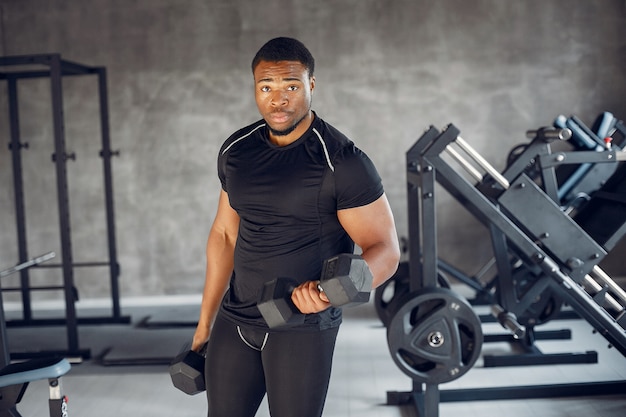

{"left": 375, "top": 262, "right": 451, "bottom": 327}
{"left": 511, "top": 267, "right": 564, "bottom": 327}
{"left": 387, "top": 287, "right": 483, "bottom": 384}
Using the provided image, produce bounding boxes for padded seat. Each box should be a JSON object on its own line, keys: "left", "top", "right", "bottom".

{"left": 0, "top": 357, "right": 71, "bottom": 388}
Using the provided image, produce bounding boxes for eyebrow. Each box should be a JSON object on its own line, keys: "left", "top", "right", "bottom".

{"left": 256, "top": 76, "right": 303, "bottom": 84}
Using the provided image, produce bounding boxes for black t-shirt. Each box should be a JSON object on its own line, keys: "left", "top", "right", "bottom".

{"left": 217, "top": 113, "right": 384, "bottom": 331}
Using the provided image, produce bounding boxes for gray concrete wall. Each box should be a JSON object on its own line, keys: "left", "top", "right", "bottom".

{"left": 1, "top": 0, "right": 625, "bottom": 301}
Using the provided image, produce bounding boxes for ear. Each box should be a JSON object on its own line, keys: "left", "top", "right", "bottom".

{"left": 309, "top": 76, "right": 316, "bottom": 93}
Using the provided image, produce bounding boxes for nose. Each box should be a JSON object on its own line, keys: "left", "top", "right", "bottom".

{"left": 270, "top": 90, "right": 288, "bottom": 107}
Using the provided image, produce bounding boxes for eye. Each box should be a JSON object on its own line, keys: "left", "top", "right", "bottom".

{"left": 260, "top": 86, "right": 271, "bottom": 92}
{"left": 287, "top": 85, "right": 299, "bottom": 91}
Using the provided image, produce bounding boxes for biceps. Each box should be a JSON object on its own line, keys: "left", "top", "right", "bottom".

{"left": 337, "top": 194, "right": 396, "bottom": 250}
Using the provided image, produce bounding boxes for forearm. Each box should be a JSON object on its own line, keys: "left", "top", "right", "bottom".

{"left": 197, "top": 230, "right": 235, "bottom": 327}
{"left": 193, "top": 227, "right": 236, "bottom": 350}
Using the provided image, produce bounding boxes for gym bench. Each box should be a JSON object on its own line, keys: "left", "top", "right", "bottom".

{"left": 0, "top": 357, "right": 71, "bottom": 417}
{"left": 0, "top": 254, "right": 72, "bottom": 416}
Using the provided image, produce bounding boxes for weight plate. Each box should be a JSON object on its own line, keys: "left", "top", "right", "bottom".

{"left": 511, "top": 267, "right": 564, "bottom": 327}
{"left": 374, "top": 263, "right": 410, "bottom": 326}
{"left": 387, "top": 287, "right": 483, "bottom": 384}
{"left": 375, "top": 262, "right": 451, "bottom": 327}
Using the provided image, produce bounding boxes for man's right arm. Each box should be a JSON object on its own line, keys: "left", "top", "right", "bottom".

{"left": 192, "top": 189, "right": 240, "bottom": 351}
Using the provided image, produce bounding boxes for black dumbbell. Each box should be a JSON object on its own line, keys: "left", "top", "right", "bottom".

{"left": 258, "top": 253, "right": 373, "bottom": 328}
{"left": 258, "top": 277, "right": 305, "bottom": 328}
{"left": 169, "top": 343, "right": 207, "bottom": 395}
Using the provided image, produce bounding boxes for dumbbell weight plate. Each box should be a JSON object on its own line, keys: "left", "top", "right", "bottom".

{"left": 169, "top": 344, "right": 207, "bottom": 395}
{"left": 258, "top": 278, "right": 305, "bottom": 328}
{"left": 386, "top": 287, "right": 483, "bottom": 384}
{"left": 319, "top": 253, "right": 373, "bottom": 306}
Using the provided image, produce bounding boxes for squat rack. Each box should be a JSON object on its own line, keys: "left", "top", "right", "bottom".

{"left": 0, "top": 54, "right": 130, "bottom": 360}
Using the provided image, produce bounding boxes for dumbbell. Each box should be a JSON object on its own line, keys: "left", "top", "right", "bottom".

{"left": 257, "top": 253, "right": 373, "bottom": 328}
{"left": 169, "top": 343, "right": 207, "bottom": 395}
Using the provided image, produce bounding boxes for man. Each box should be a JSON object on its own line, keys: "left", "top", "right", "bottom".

{"left": 192, "top": 37, "right": 400, "bottom": 417}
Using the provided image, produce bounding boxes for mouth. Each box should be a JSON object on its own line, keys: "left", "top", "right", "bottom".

{"left": 269, "top": 111, "right": 291, "bottom": 124}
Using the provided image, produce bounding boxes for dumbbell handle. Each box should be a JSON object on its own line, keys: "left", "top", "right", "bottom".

{"left": 315, "top": 281, "right": 331, "bottom": 303}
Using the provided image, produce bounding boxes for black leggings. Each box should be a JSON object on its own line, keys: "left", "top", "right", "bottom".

{"left": 204, "top": 314, "right": 340, "bottom": 417}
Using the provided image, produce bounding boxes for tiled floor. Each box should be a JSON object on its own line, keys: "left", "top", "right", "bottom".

{"left": 7, "top": 295, "right": 626, "bottom": 417}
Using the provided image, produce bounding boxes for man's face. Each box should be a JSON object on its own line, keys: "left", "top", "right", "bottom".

{"left": 253, "top": 60, "right": 315, "bottom": 142}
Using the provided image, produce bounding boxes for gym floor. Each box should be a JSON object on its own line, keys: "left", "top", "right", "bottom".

{"left": 6, "top": 289, "right": 626, "bottom": 417}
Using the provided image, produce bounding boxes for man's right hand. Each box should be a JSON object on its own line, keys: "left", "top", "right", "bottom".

{"left": 291, "top": 280, "right": 331, "bottom": 314}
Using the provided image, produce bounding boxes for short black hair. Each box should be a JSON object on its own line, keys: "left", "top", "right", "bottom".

{"left": 251, "top": 37, "right": 315, "bottom": 76}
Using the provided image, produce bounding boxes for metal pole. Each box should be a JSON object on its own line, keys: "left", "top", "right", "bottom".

{"left": 455, "top": 136, "right": 510, "bottom": 189}
{"left": 7, "top": 77, "right": 34, "bottom": 321}
{"left": 49, "top": 55, "right": 80, "bottom": 354}
{"left": 96, "top": 67, "right": 122, "bottom": 319}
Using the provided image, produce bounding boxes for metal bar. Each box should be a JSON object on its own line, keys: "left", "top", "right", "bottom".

{"left": 97, "top": 67, "right": 122, "bottom": 319}
{"left": 0, "top": 54, "right": 95, "bottom": 74}
{"left": 420, "top": 163, "right": 438, "bottom": 290}
{"left": 473, "top": 257, "right": 496, "bottom": 281}
{"left": 540, "top": 150, "right": 625, "bottom": 167}
{"left": 444, "top": 145, "right": 483, "bottom": 183}
{"left": 406, "top": 139, "right": 424, "bottom": 294}
{"left": 541, "top": 255, "right": 626, "bottom": 355}
{"left": 406, "top": 126, "right": 441, "bottom": 162}
{"left": 423, "top": 384, "right": 440, "bottom": 417}
{"left": 582, "top": 276, "right": 623, "bottom": 313}
{"left": 7, "top": 78, "right": 33, "bottom": 322}
{"left": 455, "top": 136, "right": 510, "bottom": 189}
{"left": 0, "top": 252, "right": 56, "bottom": 278}
{"left": 32, "top": 261, "right": 111, "bottom": 268}
{"left": 0, "top": 53, "right": 61, "bottom": 66}
{"left": 0, "top": 70, "right": 98, "bottom": 80}
{"left": 483, "top": 350, "right": 598, "bottom": 367}
{"left": 50, "top": 55, "right": 80, "bottom": 354}
{"left": 406, "top": 180, "right": 422, "bottom": 292}
{"left": 8, "top": 317, "right": 129, "bottom": 328}
{"left": 591, "top": 265, "right": 626, "bottom": 305}
{"left": 540, "top": 162, "right": 560, "bottom": 203}
{"left": 525, "top": 127, "right": 572, "bottom": 141}
{"left": 439, "top": 380, "right": 626, "bottom": 402}
{"left": 0, "top": 291, "right": 9, "bottom": 369}
{"left": 2, "top": 286, "right": 68, "bottom": 292}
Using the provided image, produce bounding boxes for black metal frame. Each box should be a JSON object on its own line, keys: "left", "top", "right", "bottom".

{"left": 0, "top": 54, "right": 130, "bottom": 359}
{"left": 387, "top": 123, "right": 626, "bottom": 417}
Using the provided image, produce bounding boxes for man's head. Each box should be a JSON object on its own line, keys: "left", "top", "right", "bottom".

{"left": 251, "top": 37, "right": 315, "bottom": 77}
{"left": 251, "top": 38, "right": 316, "bottom": 144}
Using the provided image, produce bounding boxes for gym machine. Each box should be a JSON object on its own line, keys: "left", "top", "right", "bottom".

{"left": 0, "top": 255, "right": 71, "bottom": 417}
{"left": 377, "top": 113, "right": 626, "bottom": 321}
{"left": 0, "top": 54, "right": 131, "bottom": 361}
{"left": 384, "top": 118, "right": 626, "bottom": 417}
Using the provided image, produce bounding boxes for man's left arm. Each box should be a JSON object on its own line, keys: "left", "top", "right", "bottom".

{"left": 292, "top": 193, "right": 401, "bottom": 313}
{"left": 337, "top": 193, "right": 401, "bottom": 289}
